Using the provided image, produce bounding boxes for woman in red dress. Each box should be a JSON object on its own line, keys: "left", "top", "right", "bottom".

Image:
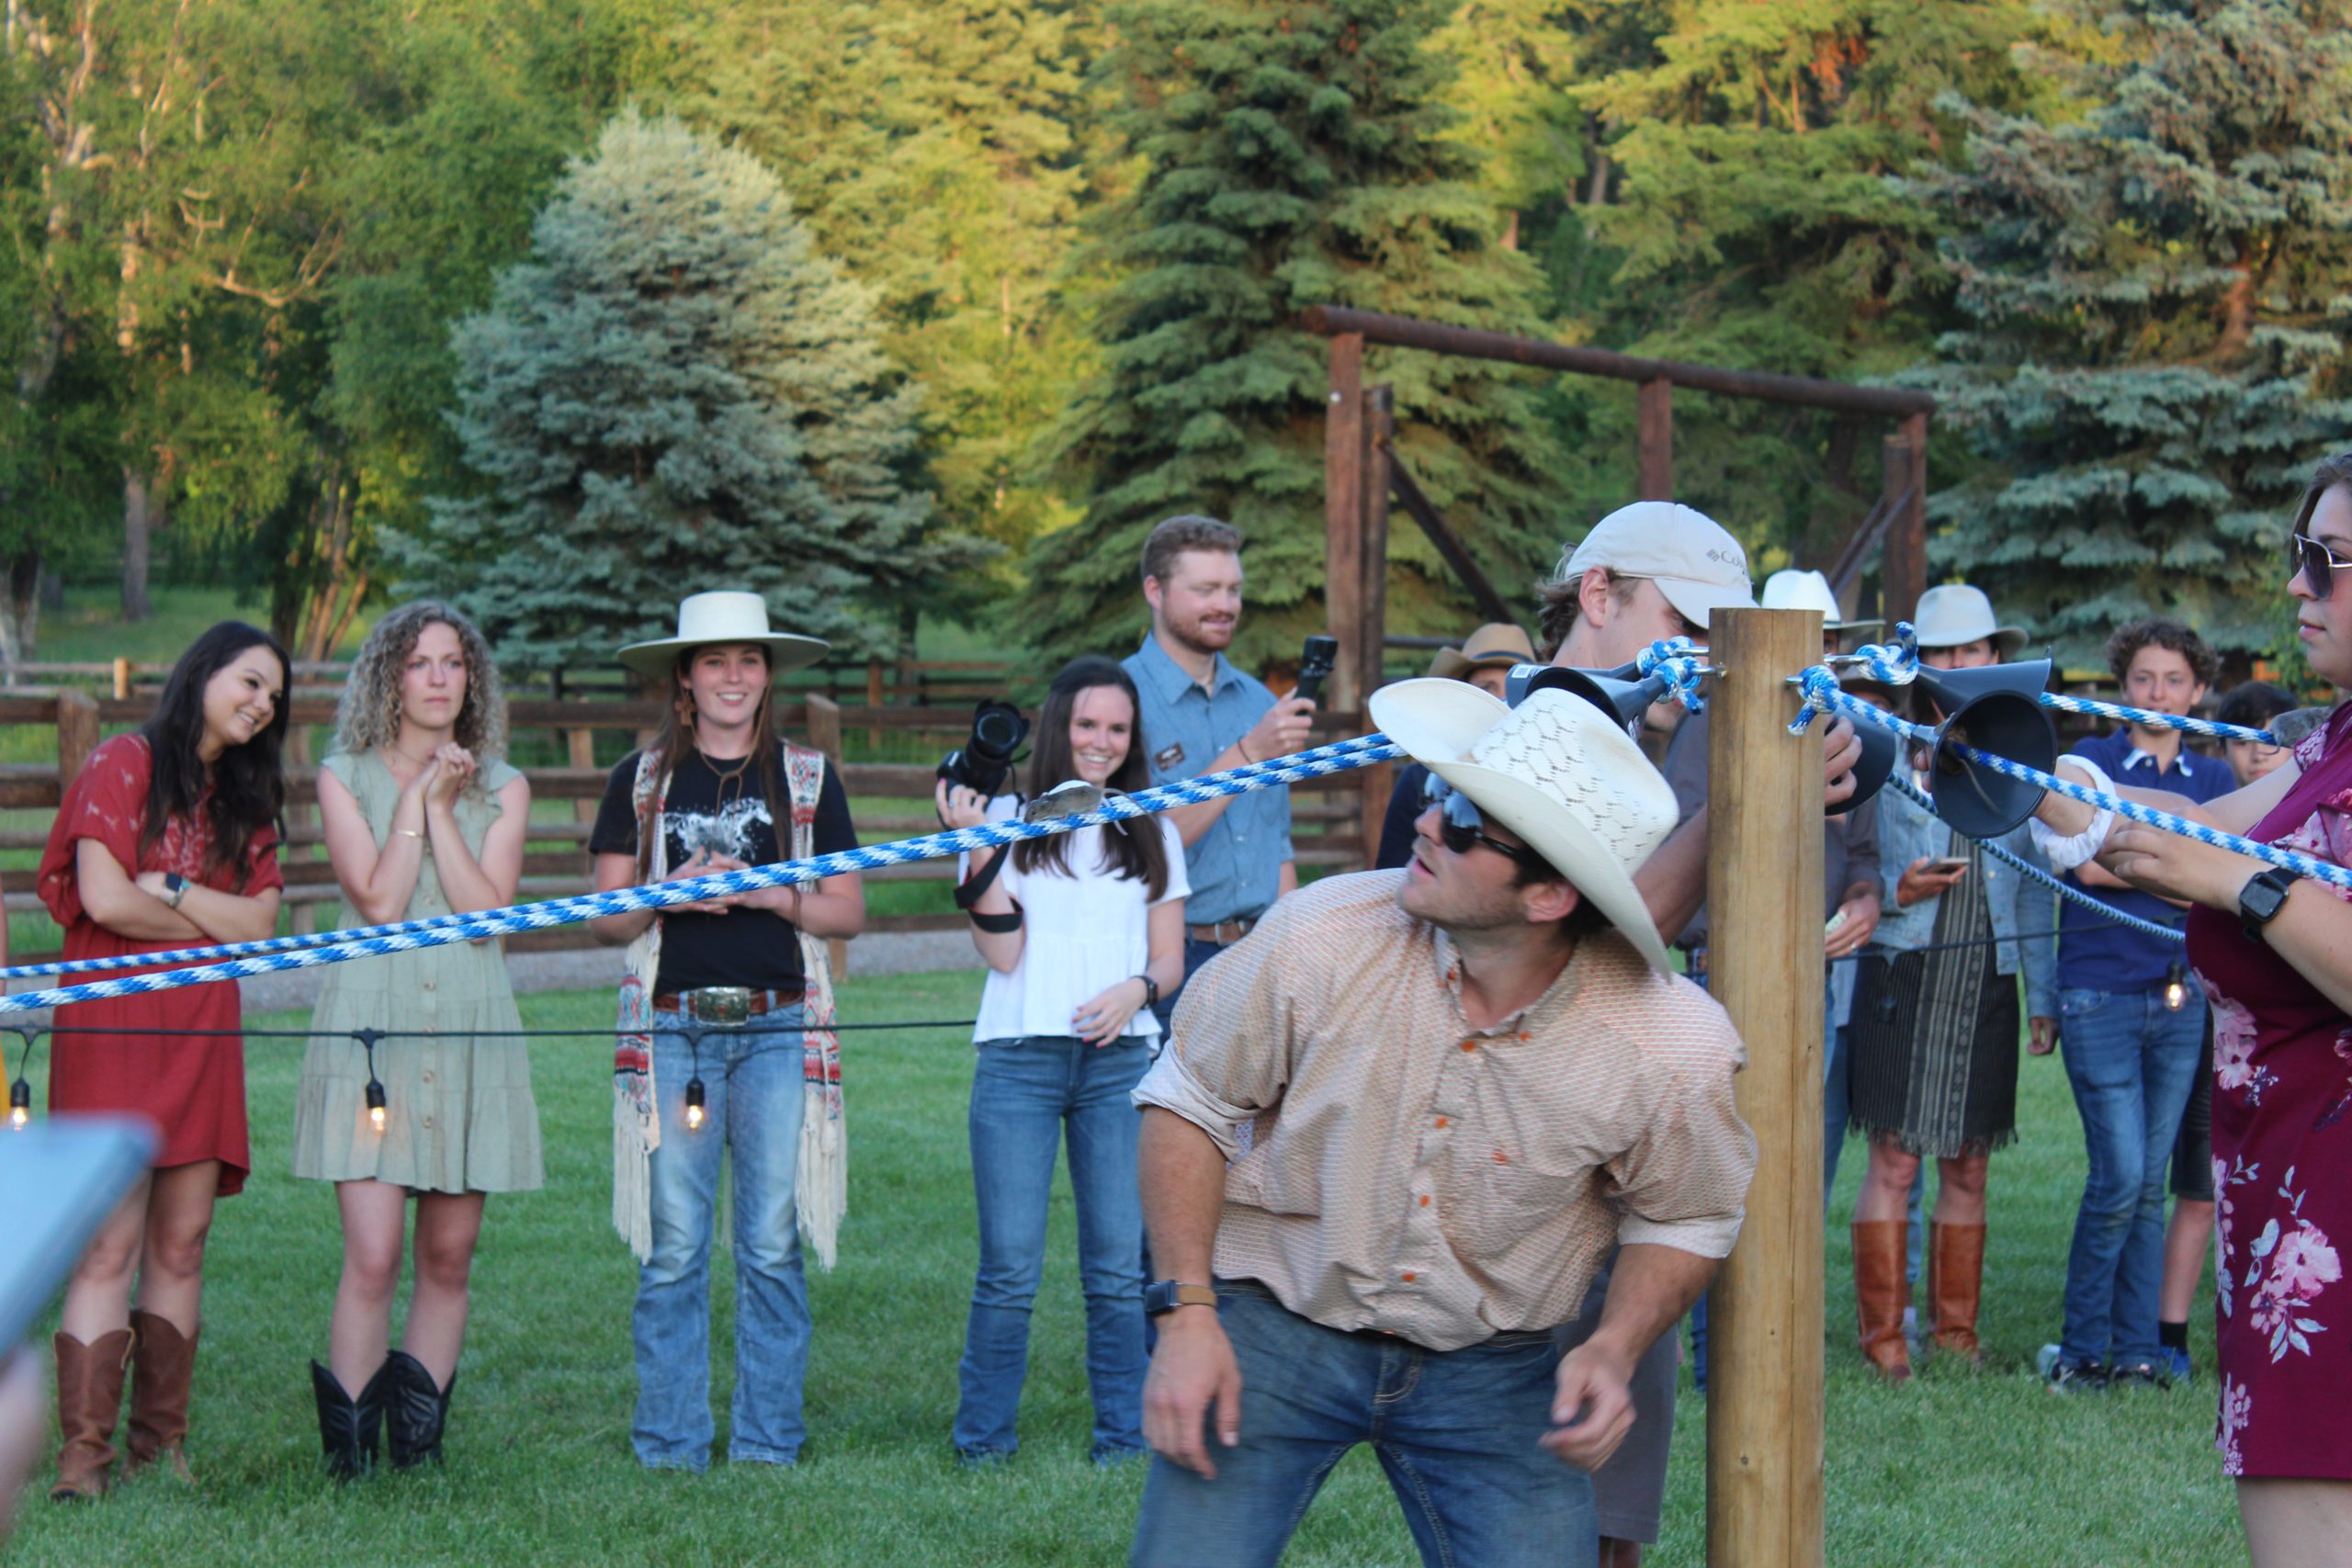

{"left": 2035, "top": 455, "right": 2352, "bottom": 1565}
{"left": 37, "top": 621, "right": 289, "bottom": 1499}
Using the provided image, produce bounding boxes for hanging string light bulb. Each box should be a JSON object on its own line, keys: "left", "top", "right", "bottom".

{"left": 684, "top": 1077, "right": 707, "bottom": 1133}
{"left": 2165, "top": 961, "right": 2188, "bottom": 1013}
{"left": 357, "top": 1029, "right": 388, "bottom": 1133}
{"left": 8, "top": 1077, "right": 28, "bottom": 1131}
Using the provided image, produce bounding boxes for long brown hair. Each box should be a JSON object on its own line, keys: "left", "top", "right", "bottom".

{"left": 635, "top": 643, "right": 789, "bottom": 881}
{"left": 1012, "top": 657, "right": 1170, "bottom": 899}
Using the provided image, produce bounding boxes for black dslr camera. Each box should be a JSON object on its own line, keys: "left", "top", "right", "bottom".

{"left": 1294, "top": 635, "right": 1338, "bottom": 704}
{"left": 938, "top": 699, "right": 1032, "bottom": 799}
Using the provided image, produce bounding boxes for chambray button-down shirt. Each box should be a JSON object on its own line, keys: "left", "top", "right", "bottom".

{"left": 2056, "top": 730, "right": 2235, "bottom": 991}
{"left": 1134, "top": 872, "right": 1757, "bottom": 1352}
{"left": 1124, "top": 636, "right": 1293, "bottom": 925}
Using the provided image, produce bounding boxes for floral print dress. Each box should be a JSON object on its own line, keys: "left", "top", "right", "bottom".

{"left": 2186, "top": 702, "right": 2352, "bottom": 1479}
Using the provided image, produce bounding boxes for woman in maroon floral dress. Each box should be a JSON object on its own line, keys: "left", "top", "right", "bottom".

{"left": 2036, "top": 454, "right": 2352, "bottom": 1564}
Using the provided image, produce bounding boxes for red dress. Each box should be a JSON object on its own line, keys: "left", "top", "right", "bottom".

{"left": 2186, "top": 701, "right": 2352, "bottom": 1479}
{"left": 36, "top": 734, "right": 283, "bottom": 1196}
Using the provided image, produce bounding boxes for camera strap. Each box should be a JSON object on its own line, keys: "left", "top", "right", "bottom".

{"left": 955, "top": 807, "right": 1023, "bottom": 932}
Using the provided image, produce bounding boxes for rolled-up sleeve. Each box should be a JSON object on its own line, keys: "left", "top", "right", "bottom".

{"left": 1606, "top": 1034, "right": 1758, "bottom": 1258}
{"left": 1131, "top": 896, "right": 1306, "bottom": 1159}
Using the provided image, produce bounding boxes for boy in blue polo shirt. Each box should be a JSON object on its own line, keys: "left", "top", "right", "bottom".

{"left": 2045, "top": 616, "right": 2233, "bottom": 1393}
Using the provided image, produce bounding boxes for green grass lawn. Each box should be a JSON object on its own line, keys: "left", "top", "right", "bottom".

{"left": 4, "top": 980, "right": 2244, "bottom": 1566}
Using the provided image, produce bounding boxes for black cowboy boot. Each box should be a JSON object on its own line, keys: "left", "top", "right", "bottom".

{"left": 382, "top": 1351, "right": 454, "bottom": 1470}
{"left": 311, "top": 1359, "right": 389, "bottom": 1480}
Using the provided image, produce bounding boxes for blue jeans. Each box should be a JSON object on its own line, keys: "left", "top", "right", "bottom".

{"left": 632, "top": 1009, "right": 809, "bottom": 1470}
{"left": 2056, "top": 986, "right": 2207, "bottom": 1369}
{"left": 956, "top": 1035, "right": 1151, "bottom": 1464}
{"left": 1129, "top": 1282, "right": 1597, "bottom": 1568}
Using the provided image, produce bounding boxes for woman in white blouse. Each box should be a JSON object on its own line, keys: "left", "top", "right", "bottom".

{"left": 934, "top": 656, "right": 1189, "bottom": 1466}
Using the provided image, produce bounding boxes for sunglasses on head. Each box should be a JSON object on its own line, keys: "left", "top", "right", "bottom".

{"left": 2290, "top": 531, "right": 2352, "bottom": 597}
{"left": 1419, "top": 774, "right": 1546, "bottom": 868}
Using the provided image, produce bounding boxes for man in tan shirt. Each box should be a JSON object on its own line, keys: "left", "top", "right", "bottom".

{"left": 1127, "top": 680, "right": 1757, "bottom": 1568}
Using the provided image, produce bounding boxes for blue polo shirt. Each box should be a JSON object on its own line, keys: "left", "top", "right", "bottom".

{"left": 1123, "top": 636, "right": 1293, "bottom": 925}
{"left": 2056, "top": 728, "right": 2236, "bottom": 990}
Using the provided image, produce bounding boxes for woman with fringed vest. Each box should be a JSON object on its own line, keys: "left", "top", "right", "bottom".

{"left": 587, "top": 593, "right": 864, "bottom": 1472}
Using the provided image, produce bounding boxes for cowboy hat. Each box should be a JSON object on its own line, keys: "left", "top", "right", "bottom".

{"left": 1552, "top": 502, "right": 1757, "bottom": 631}
{"left": 1913, "top": 584, "right": 2027, "bottom": 657}
{"left": 1760, "top": 569, "right": 1883, "bottom": 637}
{"left": 1427, "top": 622, "right": 1536, "bottom": 681}
{"left": 616, "top": 592, "right": 830, "bottom": 681}
{"left": 1369, "top": 679, "right": 1679, "bottom": 970}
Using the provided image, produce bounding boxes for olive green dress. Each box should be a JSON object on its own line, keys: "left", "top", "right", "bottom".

{"left": 289, "top": 750, "right": 543, "bottom": 1193}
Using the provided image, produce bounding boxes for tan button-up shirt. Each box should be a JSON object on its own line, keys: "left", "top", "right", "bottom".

{"left": 1134, "top": 871, "right": 1757, "bottom": 1352}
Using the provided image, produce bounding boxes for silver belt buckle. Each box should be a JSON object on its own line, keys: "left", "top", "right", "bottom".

{"left": 685, "top": 987, "right": 752, "bottom": 1027}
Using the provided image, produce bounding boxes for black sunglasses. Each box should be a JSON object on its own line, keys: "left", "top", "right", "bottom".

{"left": 1419, "top": 774, "right": 1546, "bottom": 868}
{"left": 2290, "top": 531, "right": 2352, "bottom": 597}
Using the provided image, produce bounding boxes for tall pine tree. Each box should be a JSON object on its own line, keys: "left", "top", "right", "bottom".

{"left": 1027, "top": 0, "right": 1567, "bottom": 671}
{"left": 401, "top": 108, "right": 962, "bottom": 671}
{"left": 1910, "top": 0, "right": 2352, "bottom": 663}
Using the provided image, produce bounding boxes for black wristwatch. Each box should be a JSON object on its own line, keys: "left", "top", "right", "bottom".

{"left": 162, "top": 872, "right": 188, "bottom": 909}
{"left": 1143, "top": 1280, "right": 1217, "bottom": 1317}
{"left": 2238, "top": 868, "right": 2301, "bottom": 943}
{"left": 1134, "top": 974, "right": 1159, "bottom": 1009}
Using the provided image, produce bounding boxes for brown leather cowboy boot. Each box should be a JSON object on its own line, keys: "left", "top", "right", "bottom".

{"left": 124, "top": 1310, "right": 199, "bottom": 1481}
{"left": 49, "top": 1326, "right": 134, "bottom": 1501}
{"left": 1929, "top": 1222, "right": 1986, "bottom": 1365}
{"left": 1851, "top": 1220, "right": 1913, "bottom": 1383}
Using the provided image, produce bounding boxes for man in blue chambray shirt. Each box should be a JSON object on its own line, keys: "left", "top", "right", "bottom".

{"left": 2044, "top": 615, "right": 2234, "bottom": 1393}
{"left": 1122, "top": 514, "right": 1315, "bottom": 1031}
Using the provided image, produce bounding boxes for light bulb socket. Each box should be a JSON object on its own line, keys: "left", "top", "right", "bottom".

{"left": 7, "top": 1080, "right": 26, "bottom": 1112}
{"left": 365, "top": 1078, "right": 387, "bottom": 1129}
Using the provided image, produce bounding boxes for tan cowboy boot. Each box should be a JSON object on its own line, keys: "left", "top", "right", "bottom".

{"left": 125, "top": 1310, "right": 199, "bottom": 1481}
{"left": 1852, "top": 1220, "right": 1913, "bottom": 1384}
{"left": 1928, "top": 1223, "right": 1986, "bottom": 1366}
{"left": 49, "top": 1326, "right": 134, "bottom": 1500}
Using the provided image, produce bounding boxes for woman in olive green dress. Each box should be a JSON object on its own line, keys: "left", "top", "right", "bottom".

{"left": 291, "top": 601, "right": 537, "bottom": 1475}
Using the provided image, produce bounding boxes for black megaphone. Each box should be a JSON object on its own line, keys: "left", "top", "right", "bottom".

{"left": 1908, "top": 659, "right": 2057, "bottom": 838}
{"left": 1503, "top": 662, "right": 1668, "bottom": 736}
{"left": 1837, "top": 719, "right": 1901, "bottom": 818}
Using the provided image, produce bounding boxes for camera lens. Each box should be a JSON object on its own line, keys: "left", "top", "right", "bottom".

{"left": 974, "top": 709, "right": 1022, "bottom": 753}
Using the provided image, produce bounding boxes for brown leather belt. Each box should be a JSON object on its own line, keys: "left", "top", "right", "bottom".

{"left": 1187, "top": 919, "right": 1257, "bottom": 946}
{"left": 652, "top": 985, "right": 805, "bottom": 1025}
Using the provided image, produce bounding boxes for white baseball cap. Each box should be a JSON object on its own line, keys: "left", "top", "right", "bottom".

{"left": 1554, "top": 502, "right": 1756, "bottom": 630}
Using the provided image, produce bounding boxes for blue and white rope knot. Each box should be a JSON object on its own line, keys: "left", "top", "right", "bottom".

{"left": 1809, "top": 683, "right": 2352, "bottom": 894}
{"left": 0, "top": 734, "right": 1402, "bottom": 1011}
{"left": 1884, "top": 773, "right": 2185, "bottom": 944}
{"left": 1635, "top": 637, "right": 1709, "bottom": 714}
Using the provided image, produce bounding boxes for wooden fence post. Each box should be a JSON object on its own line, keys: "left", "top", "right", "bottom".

{"left": 1323, "top": 332, "right": 1366, "bottom": 714}
{"left": 806, "top": 694, "right": 849, "bottom": 979}
{"left": 56, "top": 689, "right": 98, "bottom": 786}
{"left": 1638, "top": 378, "right": 1674, "bottom": 501}
{"left": 1882, "top": 420, "right": 1928, "bottom": 627}
{"left": 1704, "top": 608, "right": 1826, "bottom": 1568}
{"left": 111, "top": 658, "right": 131, "bottom": 701}
{"left": 568, "top": 727, "right": 598, "bottom": 824}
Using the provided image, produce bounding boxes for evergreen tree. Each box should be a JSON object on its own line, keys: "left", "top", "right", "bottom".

{"left": 1027, "top": 0, "right": 1568, "bottom": 671}
{"left": 401, "top": 108, "right": 956, "bottom": 671}
{"left": 1566, "top": 0, "right": 2039, "bottom": 570}
{"left": 1909, "top": 0, "right": 2352, "bottom": 664}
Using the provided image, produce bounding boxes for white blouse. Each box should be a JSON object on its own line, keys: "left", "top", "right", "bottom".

{"left": 963, "top": 794, "right": 1189, "bottom": 1043}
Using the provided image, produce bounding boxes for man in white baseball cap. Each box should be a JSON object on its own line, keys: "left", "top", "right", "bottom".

{"left": 1761, "top": 568, "right": 1883, "bottom": 656}
{"left": 1128, "top": 682, "right": 1754, "bottom": 1567}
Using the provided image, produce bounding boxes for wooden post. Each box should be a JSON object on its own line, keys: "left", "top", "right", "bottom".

{"left": 1363, "top": 385, "right": 1393, "bottom": 694}
{"left": 569, "top": 727, "right": 598, "bottom": 824}
{"left": 56, "top": 689, "right": 98, "bottom": 786}
{"left": 1881, "top": 418, "right": 1928, "bottom": 627}
{"left": 1638, "top": 378, "right": 1674, "bottom": 501}
{"left": 111, "top": 658, "right": 131, "bottom": 701}
{"left": 1323, "top": 332, "right": 1366, "bottom": 713}
{"left": 1704, "top": 607, "right": 1826, "bottom": 1568}
{"left": 805, "top": 694, "right": 849, "bottom": 979}
{"left": 287, "top": 725, "right": 318, "bottom": 935}
{"left": 865, "top": 656, "right": 886, "bottom": 751}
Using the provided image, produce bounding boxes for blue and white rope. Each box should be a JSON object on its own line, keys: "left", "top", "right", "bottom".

{"left": 0, "top": 736, "right": 1402, "bottom": 1012}
{"left": 2039, "top": 692, "right": 2278, "bottom": 747}
{"left": 1832, "top": 624, "right": 1922, "bottom": 688}
{"left": 1799, "top": 674, "right": 2352, "bottom": 893}
{"left": 1883, "top": 773, "right": 2185, "bottom": 944}
{"left": 2, "top": 733, "right": 1400, "bottom": 982}
{"left": 1634, "top": 638, "right": 1709, "bottom": 714}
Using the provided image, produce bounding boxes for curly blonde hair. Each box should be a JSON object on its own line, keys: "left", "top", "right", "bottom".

{"left": 333, "top": 600, "right": 508, "bottom": 771}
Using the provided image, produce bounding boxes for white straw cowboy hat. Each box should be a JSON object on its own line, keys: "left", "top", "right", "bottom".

{"left": 1370, "top": 680, "right": 1680, "bottom": 971}
{"left": 617, "top": 592, "right": 830, "bottom": 681}
{"left": 1760, "top": 569, "right": 1883, "bottom": 638}
{"left": 1428, "top": 622, "right": 1537, "bottom": 681}
{"left": 1912, "top": 583, "right": 2027, "bottom": 657}
{"left": 1553, "top": 502, "right": 1757, "bottom": 631}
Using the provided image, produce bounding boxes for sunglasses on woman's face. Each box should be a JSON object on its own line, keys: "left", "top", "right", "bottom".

{"left": 1419, "top": 774, "right": 1545, "bottom": 868}
{"left": 2290, "top": 531, "right": 2352, "bottom": 597}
